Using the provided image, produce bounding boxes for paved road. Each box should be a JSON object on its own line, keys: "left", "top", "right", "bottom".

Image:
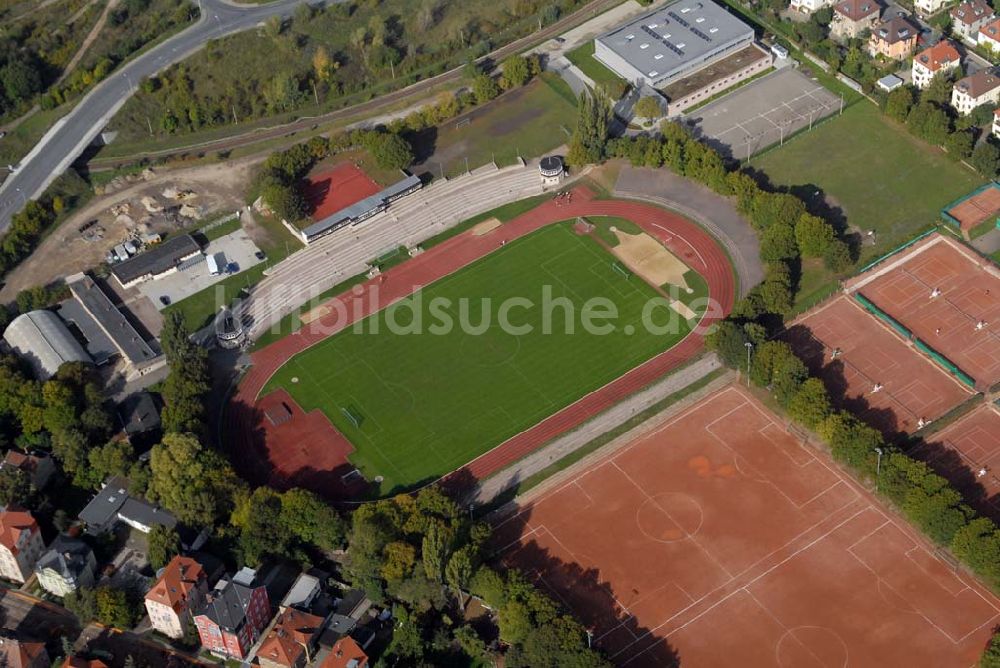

{"left": 0, "top": 0, "right": 318, "bottom": 231}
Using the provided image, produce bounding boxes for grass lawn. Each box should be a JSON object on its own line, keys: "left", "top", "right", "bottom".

{"left": 414, "top": 73, "right": 578, "bottom": 178}
{"left": 753, "top": 103, "right": 984, "bottom": 264}
{"left": 565, "top": 41, "right": 629, "bottom": 94}
{"left": 263, "top": 221, "right": 708, "bottom": 492}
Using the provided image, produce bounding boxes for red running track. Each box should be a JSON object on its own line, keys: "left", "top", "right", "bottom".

{"left": 223, "top": 187, "right": 736, "bottom": 498}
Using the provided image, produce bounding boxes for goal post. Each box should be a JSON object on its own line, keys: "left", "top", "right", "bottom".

{"left": 341, "top": 406, "right": 363, "bottom": 428}
{"left": 611, "top": 261, "right": 631, "bottom": 280}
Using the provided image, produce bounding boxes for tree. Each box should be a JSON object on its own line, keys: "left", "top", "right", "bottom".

{"left": 279, "top": 488, "right": 345, "bottom": 551}
{"left": 472, "top": 74, "right": 500, "bottom": 104}
{"left": 382, "top": 541, "right": 417, "bottom": 581}
{"left": 972, "top": 140, "right": 1000, "bottom": 177}
{"left": 705, "top": 320, "right": 751, "bottom": 371}
{"left": 982, "top": 630, "right": 1000, "bottom": 668}
{"left": 87, "top": 440, "right": 134, "bottom": 486}
{"left": 883, "top": 86, "right": 914, "bottom": 123}
{"left": 312, "top": 46, "right": 336, "bottom": 82}
{"left": 422, "top": 522, "right": 450, "bottom": 582}
{"left": 148, "top": 433, "right": 244, "bottom": 526}
{"left": 787, "top": 378, "right": 831, "bottom": 428}
{"left": 147, "top": 525, "right": 181, "bottom": 570}
{"left": 364, "top": 132, "right": 413, "bottom": 170}
{"left": 0, "top": 467, "right": 31, "bottom": 507}
{"left": 634, "top": 96, "right": 662, "bottom": 120}
{"left": 265, "top": 73, "right": 301, "bottom": 113}
{"left": 760, "top": 221, "right": 798, "bottom": 262}
{"left": 501, "top": 55, "right": 530, "bottom": 89}
{"left": 96, "top": 586, "right": 140, "bottom": 629}
{"left": 568, "top": 89, "right": 611, "bottom": 166}
{"left": 945, "top": 130, "right": 975, "bottom": 160}
{"left": 795, "top": 214, "right": 835, "bottom": 258}
{"left": 922, "top": 72, "right": 954, "bottom": 105}
{"left": 445, "top": 547, "right": 474, "bottom": 606}
{"left": 160, "top": 312, "right": 210, "bottom": 434}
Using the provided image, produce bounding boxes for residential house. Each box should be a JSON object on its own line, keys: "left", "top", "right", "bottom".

{"left": 257, "top": 609, "right": 325, "bottom": 668}
{"left": 78, "top": 476, "right": 176, "bottom": 535}
{"left": 993, "top": 107, "right": 1000, "bottom": 136}
{"left": 952, "top": 70, "right": 1000, "bottom": 113}
{"left": 915, "top": 0, "right": 948, "bottom": 16}
{"left": 0, "top": 632, "right": 48, "bottom": 668}
{"left": 0, "top": 509, "right": 44, "bottom": 584}
{"left": 951, "top": 0, "right": 995, "bottom": 43}
{"left": 790, "top": 0, "right": 834, "bottom": 13}
{"left": 981, "top": 17, "right": 1000, "bottom": 51}
{"left": 35, "top": 536, "right": 96, "bottom": 597}
{"left": 193, "top": 568, "right": 271, "bottom": 660}
{"left": 912, "top": 40, "right": 962, "bottom": 88}
{"left": 145, "top": 555, "right": 210, "bottom": 639}
{"left": 868, "top": 16, "right": 919, "bottom": 59}
{"left": 0, "top": 451, "right": 55, "bottom": 490}
{"left": 320, "top": 637, "right": 368, "bottom": 668}
{"left": 118, "top": 392, "right": 160, "bottom": 443}
{"left": 830, "top": 0, "right": 881, "bottom": 40}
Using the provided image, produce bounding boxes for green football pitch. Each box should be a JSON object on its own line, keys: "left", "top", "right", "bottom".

{"left": 264, "top": 222, "right": 708, "bottom": 493}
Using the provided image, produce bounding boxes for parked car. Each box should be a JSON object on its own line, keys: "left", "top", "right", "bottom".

{"left": 159, "top": 295, "right": 171, "bottom": 306}
{"left": 255, "top": 250, "right": 266, "bottom": 261}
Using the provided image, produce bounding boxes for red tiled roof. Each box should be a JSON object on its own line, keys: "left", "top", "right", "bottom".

{"left": 257, "top": 609, "right": 324, "bottom": 667}
{"left": 145, "top": 556, "right": 206, "bottom": 612}
{"left": 951, "top": 0, "right": 994, "bottom": 25}
{"left": 834, "top": 0, "right": 880, "bottom": 21}
{"left": 62, "top": 658, "right": 109, "bottom": 668}
{"left": 0, "top": 510, "right": 38, "bottom": 554}
{"left": 914, "top": 40, "right": 961, "bottom": 72}
{"left": 321, "top": 637, "right": 368, "bottom": 668}
{"left": 981, "top": 17, "right": 1000, "bottom": 39}
{"left": 0, "top": 636, "right": 46, "bottom": 668}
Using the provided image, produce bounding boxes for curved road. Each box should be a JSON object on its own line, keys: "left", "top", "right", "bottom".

{"left": 0, "top": 0, "right": 317, "bottom": 230}
{"left": 0, "top": 0, "right": 619, "bottom": 229}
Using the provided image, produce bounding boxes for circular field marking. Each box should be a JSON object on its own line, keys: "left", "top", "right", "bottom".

{"left": 459, "top": 331, "right": 521, "bottom": 367}
{"left": 636, "top": 492, "right": 703, "bottom": 543}
{"left": 776, "top": 626, "right": 849, "bottom": 668}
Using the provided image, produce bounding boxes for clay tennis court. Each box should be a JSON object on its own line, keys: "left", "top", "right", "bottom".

{"left": 302, "top": 163, "right": 382, "bottom": 221}
{"left": 494, "top": 385, "right": 1000, "bottom": 667}
{"left": 946, "top": 184, "right": 1000, "bottom": 232}
{"left": 848, "top": 234, "right": 1000, "bottom": 390}
{"left": 785, "top": 294, "right": 972, "bottom": 435}
{"left": 912, "top": 403, "right": 1000, "bottom": 522}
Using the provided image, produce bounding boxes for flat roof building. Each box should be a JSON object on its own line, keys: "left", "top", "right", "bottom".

{"left": 64, "top": 274, "right": 161, "bottom": 377}
{"left": 594, "top": 0, "right": 755, "bottom": 88}
{"left": 110, "top": 234, "right": 202, "bottom": 288}
{"left": 3, "top": 310, "right": 91, "bottom": 380}
{"left": 79, "top": 476, "right": 177, "bottom": 535}
{"left": 294, "top": 174, "right": 422, "bottom": 245}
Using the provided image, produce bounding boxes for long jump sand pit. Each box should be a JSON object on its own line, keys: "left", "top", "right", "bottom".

{"left": 494, "top": 385, "right": 1000, "bottom": 667}
{"left": 785, "top": 294, "right": 972, "bottom": 436}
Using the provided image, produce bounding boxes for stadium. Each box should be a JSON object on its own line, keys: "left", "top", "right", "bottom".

{"left": 224, "top": 186, "right": 736, "bottom": 498}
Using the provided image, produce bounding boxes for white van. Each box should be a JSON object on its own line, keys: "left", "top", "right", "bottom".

{"left": 771, "top": 43, "right": 789, "bottom": 59}
{"left": 206, "top": 251, "right": 226, "bottom": 276}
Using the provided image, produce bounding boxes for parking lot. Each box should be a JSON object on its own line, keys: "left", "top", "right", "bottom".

{"left": 138, "top": 228, "right": 264, "bottom": 310}
{"left": 684, "top": 67, "right": 842, "bottom": 160}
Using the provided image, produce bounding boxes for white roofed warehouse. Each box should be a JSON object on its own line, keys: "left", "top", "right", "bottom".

{"left": 594, "top": 0, "right": 755, "bottom": 88}
{"left": 2, "top": 310, "right": 91, "bottom": 379}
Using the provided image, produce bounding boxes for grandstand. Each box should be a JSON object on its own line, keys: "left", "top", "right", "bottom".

{"left": 242, "top": 161, "right": 545, "bottom": 337}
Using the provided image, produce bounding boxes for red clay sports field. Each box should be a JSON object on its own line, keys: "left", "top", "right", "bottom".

{"left": 223, "top": 187, "right": 735, "bottom": 498}
{"left": 302, "top": 162, "right": 382, "bottom": 221}
{"left": 493, "top": 385, "right": 1000, "bottom": 667}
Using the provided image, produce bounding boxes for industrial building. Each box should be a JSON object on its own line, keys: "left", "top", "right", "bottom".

{"left": 110, "top": 234, "right": 202, "bottom": 288}
{"left": 594, "top": 0, "right": 755, "bottom": 88}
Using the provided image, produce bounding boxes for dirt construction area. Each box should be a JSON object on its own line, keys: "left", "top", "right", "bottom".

{"left": 0, "top": 157, "right": 261, "bottom": 302}
{"left": 494, "top": 385, "right": 1000, "bottom": 667}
